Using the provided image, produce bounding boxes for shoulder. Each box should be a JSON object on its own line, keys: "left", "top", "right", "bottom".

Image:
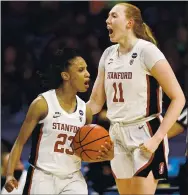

{"left": 139, "top": 39, "right": 156, "bottom": 51}
{"left": 30, "top": 95, "right": 48, "bottom": 113}
{"left": 103, "top": 44, "right": 118, "bottom": 57}
{"left": 139, "top": 39, "right": 161, "bottom": 54}
{"left": 24, "top": 95, "right": 48, "bottom": 122}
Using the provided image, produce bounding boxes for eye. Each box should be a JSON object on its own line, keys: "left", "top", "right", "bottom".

{"left": 112, "top": 14, "right": 117, "bottom": 18}
{"left": 78, "top": 67, "right": 84, "bottom": 72}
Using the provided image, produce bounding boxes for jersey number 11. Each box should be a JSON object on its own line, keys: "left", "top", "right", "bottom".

{"left": 113, "top": 82, "right": 124, "bottom": 102}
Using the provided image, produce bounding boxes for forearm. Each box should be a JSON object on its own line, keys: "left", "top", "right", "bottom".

{"left": 86, "top": 99, "right": 103, "bottom": 115}
{"left": 6, "top": 142, "right": 24, "bottom": 177}
{"left": 154, "top": 97, "right": 185, "bottom": 141}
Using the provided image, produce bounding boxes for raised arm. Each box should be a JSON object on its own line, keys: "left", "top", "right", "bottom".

{"left": 5, "top": 96, "right": 48, "bottom": 192}
{"left": 87, "top": 48, "right": 109, "bottom": 115}
{"left": 87, "top": 67, "right": 106, "bottom": 115}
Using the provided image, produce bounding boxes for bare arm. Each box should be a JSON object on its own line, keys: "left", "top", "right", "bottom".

{"left": 151, "top": 59, "right": 185, "bottom": 141}
{"left": 86, "top": 105, "right": 93, "bottom": 124}
{"left": 6, "top": 96, "right": 48, "bottom": 177}
{"left": 87, "top": 67, "right": 106, "bottom": 115}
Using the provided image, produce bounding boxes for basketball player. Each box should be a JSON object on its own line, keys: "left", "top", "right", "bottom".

{"left": 87, "top": 3, "right": 185, "bottom": 195}
{"left": 4, "top": 48, "right": 113, "bottom": 194}
{"left": 167, "top": 105, "right": 187, "bottom": 195}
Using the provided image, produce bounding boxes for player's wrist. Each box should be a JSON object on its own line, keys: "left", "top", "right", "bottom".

{"left": 6, "top": 174, "right": 14, "bottom": 179}
{"left": 153, "top": 132, "right": 164, "bottom": 143}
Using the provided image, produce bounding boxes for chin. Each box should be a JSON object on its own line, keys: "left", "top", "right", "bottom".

{"left": 110, "top": 37, "right": 118, "bottom": 43}
{"left": 78, "top": 88, "right": 87, "bottom": 93}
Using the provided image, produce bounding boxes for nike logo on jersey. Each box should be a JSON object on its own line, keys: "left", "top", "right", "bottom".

{"left": 138, "top": 125, "right": 144, "bottom": 129}
{"left": 108, "top": 58, "right": 113, "bottom": 65}
{"left": 53, "top": 112, "right": 61, "bottom": 118}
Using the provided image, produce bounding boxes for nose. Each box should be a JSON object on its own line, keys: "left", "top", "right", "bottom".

{"left": 106, "top": 16, "right": 110, "bottom": 24}
{"left": 85, "top": 70, "right": 90, "bottom": 78}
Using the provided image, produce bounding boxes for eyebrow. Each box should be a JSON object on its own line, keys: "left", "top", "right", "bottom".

{"left": 108, "top": 12, "right": 117, "bottom": 17}
{"left": 78, "top": 65, "right": 87, "bottom": 68}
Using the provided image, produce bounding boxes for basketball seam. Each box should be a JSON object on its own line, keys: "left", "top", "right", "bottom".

{"left": 74, "top": 125, "right": 97, "bottom": 143}
{"left": 81, "top": 150, "right": 93, "bottom": 160}
{"left": 74, "top": 135, "right": 109, "bottom": 150}
{"left": 81, "top": 149, "right": 99, "bottom": 152}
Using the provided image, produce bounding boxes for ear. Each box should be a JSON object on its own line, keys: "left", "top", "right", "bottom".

{"left": 126, "top": 18, "right": 134, "bottom": 29}
{"left": 61, "top": 72, "right": 70, "bottom": 81}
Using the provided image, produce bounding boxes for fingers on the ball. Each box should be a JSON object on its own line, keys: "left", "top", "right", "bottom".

{"left": 104, "top": 142, "right": 111, "bottom": 150}
{"left": 14, "top": 180, "right": 18, "bottom": 188}
{"left": 101, "top": 146, "right": 109, "bottom": 153}
{"left": 6, "top": 183, "right": 15, "bottom": 192}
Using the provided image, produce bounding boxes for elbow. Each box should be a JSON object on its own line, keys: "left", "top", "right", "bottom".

{"left": 172, "top": 92, "right": 186, "bottom": 108}
{"left": 95, "top": 105, "right": 103, "bottom": 115}
{"left": 87, "top": 99, "right": 103, "bottom": 115}
{"left": 180, "top": 93, "right": 186, "bottom": 108}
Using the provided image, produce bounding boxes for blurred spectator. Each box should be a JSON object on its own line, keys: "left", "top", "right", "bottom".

{"left": 85, "top": 162, "right": 115, "bottom": 195}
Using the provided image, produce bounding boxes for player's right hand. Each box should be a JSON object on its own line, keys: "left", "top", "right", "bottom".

{"left": 4, "top": 175, "right": 18, "bottom": 192}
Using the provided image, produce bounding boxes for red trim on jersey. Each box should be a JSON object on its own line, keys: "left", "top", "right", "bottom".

{"left": 146, "top": 121, "right": 153, "bottom": 136}
{"left": 111, "top": 170, "right": 117, "bottom": 179}
{"left": 156, "top": 116, "right": 167, "bottom": 165}
{"left": 34, "top": 124, "right": 43, "bottom": 166}
{"left": 156, "top": 87, "right": 160, "bottom": 113}
{"left": 134, "top": 154, "right": 154, "bottom": 176}
{"left": 146, "top": 75, "right": 150, "bottom": 117}
{"left": 134, "top": 122, "right": 154, "bottom": 176}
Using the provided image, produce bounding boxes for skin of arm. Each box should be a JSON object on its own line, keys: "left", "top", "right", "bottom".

{"left": 150, "top": 59, "right": 186, "bottom": 142}
{"left": 6, "top": 96, "right": 48, "bottom": 178}
{"left": 86, "top": 105, "right": 93, "bottom": 124}
{"left": 87, "top": 67, "right": 106, "bottom": 115}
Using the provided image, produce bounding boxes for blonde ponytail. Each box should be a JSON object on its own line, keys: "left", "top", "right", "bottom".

{"left": 142, "top": 23, "right": 157, "bottom": 46}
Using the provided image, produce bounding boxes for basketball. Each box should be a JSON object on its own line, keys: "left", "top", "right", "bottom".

{"left": 72, "top": 124, "right": 110, "bottom": 162}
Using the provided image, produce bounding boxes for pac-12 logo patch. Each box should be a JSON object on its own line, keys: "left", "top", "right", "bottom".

{"left": 159, "top": 162, "right": 165, "bottom": 175}
{"left": 79, "top": 116, "right": 83, "bottom": 122}
{"left": 79, "top": 110, "right": 84, "bottom": 116}
{"left": 129, "top": 59, "right": 134, "bottom": 65}
{"left": 132, "top": 53, "right": 137, "bottom": 58}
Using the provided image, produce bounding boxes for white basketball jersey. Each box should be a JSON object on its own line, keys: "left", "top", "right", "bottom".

{"left": 100, "top": 39, "right": 166, "bottom": 122}
{"left": 29, "top": 89, "right": 86, "bottom": 176}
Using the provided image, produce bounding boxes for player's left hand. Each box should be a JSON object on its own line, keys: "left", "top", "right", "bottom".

{"left": 139, "top": 137, "right": 162, "bottom": 155}
{"left": 97, "top": 140, "right": 114, "bottom": 161}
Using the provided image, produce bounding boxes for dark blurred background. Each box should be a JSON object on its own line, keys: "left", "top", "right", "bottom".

{"left": 1, "top": 1, "right": 188, "bottom": 195}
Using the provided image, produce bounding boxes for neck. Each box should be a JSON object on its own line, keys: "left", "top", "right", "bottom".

{"left": 118, "top": 33, "right": 138, "bottom": 55}
{"left": 56, "top": 84, "right": 77, "bottom": 104}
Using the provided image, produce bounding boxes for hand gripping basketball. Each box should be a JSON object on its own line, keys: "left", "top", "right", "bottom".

{"left": 71, "top": 124, "right": 114, "bottom": 162}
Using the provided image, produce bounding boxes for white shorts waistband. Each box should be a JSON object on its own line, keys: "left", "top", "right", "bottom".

{"left": 110, "top": 114, "right": 160, "bottom": 127}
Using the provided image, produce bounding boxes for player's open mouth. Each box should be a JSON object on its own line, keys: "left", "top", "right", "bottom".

{"left": 84, "top": 81, "right": 89, "bottom": 88}
{"left": 107, "top": 26, "right": 114, "bottom": 36}
{"left": 108, "top": 29, "right": 113, "bottom": 35}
